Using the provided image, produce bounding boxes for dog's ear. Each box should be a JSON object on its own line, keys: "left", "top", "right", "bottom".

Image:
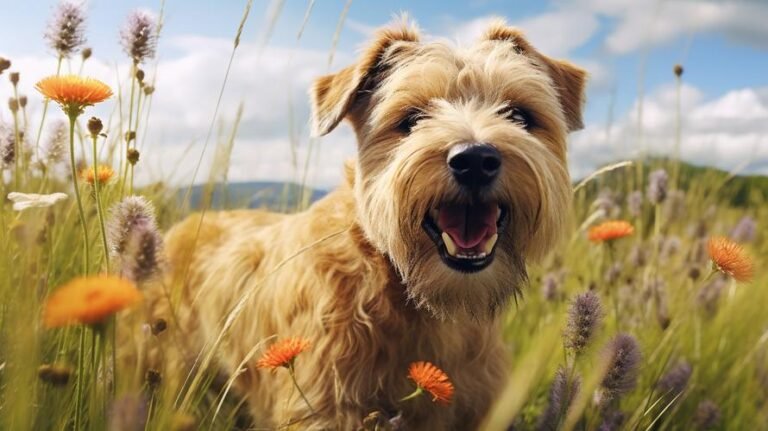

{"left": 482, "top": 21, "right": 588, "bottom": 131}
{"left": 310, "top": 22, "right": 420, "bottom": 137}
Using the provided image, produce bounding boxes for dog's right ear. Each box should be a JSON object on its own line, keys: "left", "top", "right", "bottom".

{"left": 310, "top": 22, "right": 420, "bottom": 137}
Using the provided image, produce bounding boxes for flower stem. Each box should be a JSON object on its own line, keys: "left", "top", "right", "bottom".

{"left": 288, "top": 364, "right": 315, "bottom": 414}
{"left": 121, "top": 62, "right": 137, "bottom": 198}
{"left": 91, "top": 133, "right": 110, "bottom": 273}
{"left": 74, "top": 325, "right": 88, "bottom": 430}
{"left": 399, "top": 386, "right": 423, "bottom": 403}
{"left": 34, "top": 56, "right": 63, "bottom": 168}
{"left": 68, "top": 114, "right": 90, "bottom": 275}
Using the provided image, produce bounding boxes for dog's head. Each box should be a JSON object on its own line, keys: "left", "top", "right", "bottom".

{"left": 310, "top": 18, "right": 585, "bottom": 319}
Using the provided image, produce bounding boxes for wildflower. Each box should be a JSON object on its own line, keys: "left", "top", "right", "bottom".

{"left": 657, "top": 360, "right": 692, "bottom": 395}
{"left": 730, "top": 216, "right": 757, "bottom": 243}
{"left": 628, "top": 244, "right": 647, "bottom": 267}
{"left": 588, "top": 220, "right": 634, "bottom": 243}
{"left": 537, "top": 367, "right": 580, "bottom": 431}
{"left": 35, "top": 75, "right": 112, "bottom": 117}
{"left": 8, "top": 97, "right": 19, "bottom": 113}
{"left": 127, "top": 148, "right": 140, "bottom": 165}
{"left": 38, "top": 363, "right": 72, "bottom": 386}
{"left": 44, "top": 120, "right": 67, "bottom": 165}
{"left": 108, "top": 394, "right": 148, "bottom": 431}
{"left": 697, "top": 275, "right": 727, "bottom": 317}
{"left": 7, "top": 192, "right": 68, "bottom": 211}
{"left": 592, "top": 190, "right": 619, "bottom": 218}
{"left": 18, "top": 95, "right": 27, "bottom": 108}
{"left": 9, "top": 72, "right": 19, "bottom": 86}
{"left": 626, "top": 191, "right": 642, "bottom": 217}
{"left": 107, "top": 196, "right": 163, "bottom": 283}
{"left": 564, "top": 291, "right": 602, "bottom": 354}
{"left": 600, "top": 334, "right": 641, "bottom": 401}
{"left": 647, "top": 169, "right": 668, "bottom": 205}
{"left": 43, "top": 275, "right": 141, "bottom": 327}
{"left": 80, "top": 165, "right": 114, "bottom": 185}
{"left": 0, "top": 57, "right": 10, "bottom": 74}
{"left": 663, "top": 190, "right": 686, "bottom": 223}
{"left": 604, "top": 263, "right": 622, "bottom": 285}
{"left": 143, "top": 85, "right": 155, "bottom": 96}
{"left": 256, "top": 338, "right": 310, "bottom": 370}
{"left": 673, "top": 64, "right": 684, "bottom": 77}
{"left": 0, "top": 123, "right": 14, "bottom": 166}
{"left": 81, "top": 47, "right": 92, "bottom": 61}
{"left": 707, "top": 236, "right": 754, "bottom": 282}
{"left": 120, "top": 10, "right": 159, "bottom": 64}
{"left": 542, "top": 270, "right": 564, "bottom": 302}
{"left": 87, "top": 116, "right": 103, "bottom": 137}
{"left": 694, "top": 400, "right": 721, "bottom": 430}
{"left": 597, "top": 410, "right": 625, "bottom": 431}
{"left": 44, "top": 0, "right": 87, "bottom": 58}
{"left": 403, "top": 361, "right": 454, "bottom": 405}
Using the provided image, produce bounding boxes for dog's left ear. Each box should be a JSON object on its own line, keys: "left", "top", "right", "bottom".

{"left": 483, "top": 22, "right": 588, "bottom": 131}
{"left": 310, "top": 21, "right": 420, "bottom": 137}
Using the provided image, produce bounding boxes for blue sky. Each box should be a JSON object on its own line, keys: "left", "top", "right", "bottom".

{"left": 1, "top": 0, "right": 767, "bottom": 185}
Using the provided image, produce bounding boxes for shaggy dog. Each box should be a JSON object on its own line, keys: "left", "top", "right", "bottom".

{"left": 137, "top": 18, "right": 585, "bottom": 430}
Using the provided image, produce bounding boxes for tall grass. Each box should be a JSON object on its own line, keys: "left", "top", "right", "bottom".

{"left": 0, "top": 1, "right": 765, "bottom": 430}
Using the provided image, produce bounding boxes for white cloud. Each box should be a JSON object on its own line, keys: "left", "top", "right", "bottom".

{"left": 568, "top": 84, "right": 768, "bottom": 179}
{"left": 0, "top": 36, "right": 357, "bottom": 189}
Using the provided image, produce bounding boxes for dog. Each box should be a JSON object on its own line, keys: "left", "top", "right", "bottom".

{"left": 136, "top": 17, "right": 585, "bottom": 430}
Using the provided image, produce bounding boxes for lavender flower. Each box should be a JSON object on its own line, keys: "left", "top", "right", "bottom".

{"left": 647, "top": 169, "right": 669, "bottom": 205}
{"left": 565, "top": 291, "right": 602, "bottom": 354}
{"left": 0, "top": 123, "right": 14, "bottom": 166}
{"left": 600, "top": 334, "right": 642, "bottom": 401}
{"left": 663, "top": 189, "right": 686, "bottom": 222}
{"left": 697, "top": 276, "right": 727, "bottom": 317}
{"left": 107, "top": 196, "right": 163, "bottom": 284}
{"left": 44, "top": 0, "right": 87, "bottom": 58}
{"left": 108, "top": 394, "right": 148, "bottom": 431}
{"left": 660, "top": 236, "right": 682, "bottom": 259}
{"left": 628, "top": 244, "right": 647, "bottom": 267}
{"left": 120, "top": 10, "right": 159, "bottom": 64}
{"left": 694, "top": 400, "right": 721, "bottom": 430}
{"left": 626, "top": 190, "right": 643, "bottom": 217}
{"left": 597, "top": 410, "right": 625, "bottom": 431}
{"left": 537, "top": 367, "right": 580, "bottom": 431}
{"left": 604, "top": 263, "right": 622, "bottom": 285}
{"left": 592, "top": 190, "right": 620, "bottom": 218}
{"left": 657, "top": 360, "right": 692, "bottom": 395}
{"left": 730, "top": 216, "right": 757, "bottom": 243}
{"left": 44, "top": 120, "right": 67, "bottom": 166}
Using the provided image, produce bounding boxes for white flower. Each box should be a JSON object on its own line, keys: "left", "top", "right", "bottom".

{"left": 7, "top": 192, "right": 68, "bottom": 211}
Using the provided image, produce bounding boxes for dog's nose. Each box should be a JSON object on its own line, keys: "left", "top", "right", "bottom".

{"left": 447, "top": 143, "right": 501, "bottom": 188}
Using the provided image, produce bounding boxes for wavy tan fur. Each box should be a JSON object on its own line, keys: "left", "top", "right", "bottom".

{"left": 126, "top": 16, "right": 586, "bottom": 430}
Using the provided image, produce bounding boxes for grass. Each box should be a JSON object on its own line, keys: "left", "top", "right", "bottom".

{"left": 0, "top": 1, "right": 766, "bottom": 430}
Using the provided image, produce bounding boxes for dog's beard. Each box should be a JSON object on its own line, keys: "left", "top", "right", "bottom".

{"left": 399, "top": 235, "right": 526, "bottom": 321}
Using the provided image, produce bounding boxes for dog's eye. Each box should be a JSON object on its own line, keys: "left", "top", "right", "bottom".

{"left": 396, "top": 110, "right": 422, "bottom": 134}
{"left": 500, "top": 107, "right": 530, "bottom": 128}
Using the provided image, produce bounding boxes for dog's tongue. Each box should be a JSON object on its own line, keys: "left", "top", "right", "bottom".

{"left": 437, "top": 203, "right": 498, "bottom": 249}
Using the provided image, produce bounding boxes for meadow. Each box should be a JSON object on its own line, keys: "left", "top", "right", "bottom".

{"left": 0, "top": 2, "right": 765, "bottom": 430}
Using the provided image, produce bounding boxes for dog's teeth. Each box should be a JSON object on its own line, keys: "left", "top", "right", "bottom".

{"left": 442, "top": 232, "right": 458, "bottom": 256}
{"left": 484, "top": 234, "right": 499, "bottom": 254}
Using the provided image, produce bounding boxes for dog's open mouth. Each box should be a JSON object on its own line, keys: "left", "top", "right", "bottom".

{"left": 422, "top": 202, "right": 508, "bottom": 273}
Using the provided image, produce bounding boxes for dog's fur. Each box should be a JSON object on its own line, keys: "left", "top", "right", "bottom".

{"left": 134, "top": 18, "right": 585, "bottom": 430}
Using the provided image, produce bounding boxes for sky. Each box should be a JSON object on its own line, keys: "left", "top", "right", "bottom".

{"left": 0, "top": 0, "right": 767, "bottom": 188}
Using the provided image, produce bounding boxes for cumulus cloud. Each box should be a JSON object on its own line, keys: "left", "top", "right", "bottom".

{"left": 568, "top": 84, "right": 768, "bottom": 179}
{"left": 0, "top": 35, "right": 357, "bottom": 189}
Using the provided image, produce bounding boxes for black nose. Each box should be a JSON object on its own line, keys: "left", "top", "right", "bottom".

{"left": 447, "top": 143, "right": 501, "bottom": 188}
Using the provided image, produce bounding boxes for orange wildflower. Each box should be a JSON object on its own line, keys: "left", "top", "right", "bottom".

{"left": 407, "top": 361, "right": 454, "bottom": 405}
{"left": 256, "top": 338, "right": 310, "bottom": 370}
{"left": 43, "top": 275, "right": 141, "bottom": 328}
{"left": 80, "top": 165, "right": 114, "bottom": 185}
{"left": 588, "top": 220, "right": 634, "bottom": 243}
{"left": 35, "top": 75, "right": 112, "bottom": 117}
{"left": 707, "top": 236, "right": 754, "bottom": 282}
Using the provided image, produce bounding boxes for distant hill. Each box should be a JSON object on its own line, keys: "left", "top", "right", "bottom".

{"left": 579, "top": 158, "right": 768, "bottom": 207}
{"left": 182, "top": 181, "right": 327, "bottom": 211}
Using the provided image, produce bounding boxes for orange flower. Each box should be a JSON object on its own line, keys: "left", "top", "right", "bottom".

{"left": 408, "top": 361, "right": 454, "bottom": 405}
{"left": 588, "top": 220, "right": 634, "bottom": 243}
{"left": 43, "top": 275, "right": 141, "bottom": 328}
{"left": 707, "top": 236, "right": 754, "bottom": 282}
{"left": 35, "top": 75, "right": 112, "bottom": 117}
{"left": 256, "top": 338, "right": 310, "bottom": 370}
{"left": 80, "top": 165, "right": 114, "bottom": 185}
